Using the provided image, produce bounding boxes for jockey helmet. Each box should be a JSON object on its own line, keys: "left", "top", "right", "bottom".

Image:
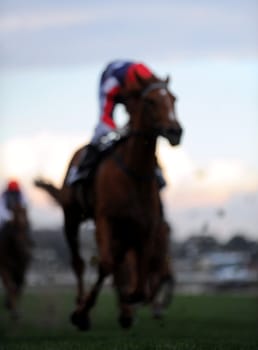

{"left": 7, "top": 179, "right": 20, "bottom": 191}
{"left": 125, "top": 63, "right": 152, "bottom": 90}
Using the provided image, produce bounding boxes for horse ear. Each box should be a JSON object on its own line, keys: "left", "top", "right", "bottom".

{"left": 165, "top": 75, "right": 170, "bottom": 85}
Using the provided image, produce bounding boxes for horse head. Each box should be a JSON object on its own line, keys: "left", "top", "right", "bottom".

{"left": 124, "top": 74, "right": 183, "bottom": 146}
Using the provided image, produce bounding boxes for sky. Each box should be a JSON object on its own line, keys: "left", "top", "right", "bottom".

{"left": 0, "top": 0, "right": 258, "bottom": 241}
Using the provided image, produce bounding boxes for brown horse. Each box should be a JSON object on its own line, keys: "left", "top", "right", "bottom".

{"left": 35, "top": 148, "right": 174, "bottom": 325}
{"left": 0, "top": 199, "right": 32, "bottom": 319}
{"left": 35, "top": 73, "right": 182, "bottom": 329}
{"left": 69, "top": 73, "right": 182, "bottom": 329}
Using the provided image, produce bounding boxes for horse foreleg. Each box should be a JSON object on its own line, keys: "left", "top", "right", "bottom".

{"left": 70, "top": 266, "right": 106, "bottom": 331}
{"left": 114, "top": 250, "right": 137, "bottom": 329}
{"left": 126, "top": 239, "right": 153, "bottom": 305}
{"left": 0, "top": 268, "right": 19, "bottom": 318}
{"left": 64, "top": 211, "right": 85, "bottom": 305}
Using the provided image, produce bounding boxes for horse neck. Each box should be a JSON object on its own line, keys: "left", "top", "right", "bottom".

{"left": 124, "top": 114, "right": 157, "bottom": 175}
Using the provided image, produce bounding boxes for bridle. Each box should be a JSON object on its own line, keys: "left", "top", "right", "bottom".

{"left": 112, "top": 81, "right": 169, "bottom": 181}
{"left": 141, "top": 82, "right": 168, "bottom": 98}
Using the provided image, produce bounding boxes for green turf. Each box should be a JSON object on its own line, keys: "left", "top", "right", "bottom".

{"left": 0, "top": 287, "right": 257, "bottom": 350}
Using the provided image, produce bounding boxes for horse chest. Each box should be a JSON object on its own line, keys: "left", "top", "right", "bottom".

{"left": 113, "top": 192, "right": 159, "bottom": 235}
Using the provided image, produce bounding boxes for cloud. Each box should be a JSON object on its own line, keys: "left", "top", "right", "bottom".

{"left": 0, "top": 9, "right": 109, "bottom": 33}
{"left": 0, "top": 131, "right": 86, "bottom": 186}
{"left": 158, "top": 140, "right": 258, "bottom": 209}
{"left": 166, "top": 191, "right": 258, "bottom": 242}
{"left": 1, "top": 131, "right": 257, "bottom": 236}
{"left": 0, "top": 1, "right": 257, "bottom": 68}
{"left": 1, "top": 2, "right": 256, "bottom": 33}
{"left": 2, "top": 131, "right": 257, "bottom": 206}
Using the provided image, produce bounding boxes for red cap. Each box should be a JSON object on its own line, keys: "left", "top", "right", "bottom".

{"left": 126, "top": 63, "right": 152, "bottom": 87}
{"left": 7, "top": 180, "right": 20, "bottom": 191}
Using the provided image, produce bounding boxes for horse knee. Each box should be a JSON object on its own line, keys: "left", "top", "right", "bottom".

{"left": 72, "top": 256, "right": 85, "bottom": 276}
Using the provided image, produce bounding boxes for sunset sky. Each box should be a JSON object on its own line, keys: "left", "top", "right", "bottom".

{"left": 0, "top": 0, "right": 257, "bottom": 241}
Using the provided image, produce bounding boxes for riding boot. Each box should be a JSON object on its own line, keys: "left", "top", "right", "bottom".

{"left": 66, "top": 144, "right": 100, "bottom": 185}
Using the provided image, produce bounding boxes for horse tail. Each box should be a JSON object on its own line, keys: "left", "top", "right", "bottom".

{"left": 34, "top": 178, "right": 64, "bottom": 206}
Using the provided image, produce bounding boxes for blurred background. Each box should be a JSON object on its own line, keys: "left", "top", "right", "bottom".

{"left": 0, "top": 0, "right": 258, "bottom": 292}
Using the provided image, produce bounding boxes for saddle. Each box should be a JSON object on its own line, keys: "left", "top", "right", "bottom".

{"left": 72, "top": 130, "right": 129, "bottom": 184}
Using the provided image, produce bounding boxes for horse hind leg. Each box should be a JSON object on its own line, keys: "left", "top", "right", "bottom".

{"left": 151, "top": 275, "right": 174, "bottom": 319}
{"left": 64, "top": 210, "right": 85, "bottom": 305}
{"left": 71, "top": 217, "right": 114, "bottom": 331}
{"left": 71, "top": 242, "right": 114, "bottom": 331}
{"left": 150, "top": 221, "right": 175, "bottom": 318}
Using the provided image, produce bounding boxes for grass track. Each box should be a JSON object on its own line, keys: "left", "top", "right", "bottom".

{"left": 0, "top": 287, "right": 257, "bottom": 350}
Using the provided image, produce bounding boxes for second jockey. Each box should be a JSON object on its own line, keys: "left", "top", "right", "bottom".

{"left": 0, "top": 180, "right": 27, "bottom": 229}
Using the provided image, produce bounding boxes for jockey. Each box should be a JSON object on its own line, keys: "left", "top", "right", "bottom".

{"left": 0, "top": 179, "right": 27, "bottom": 229}
{"left": 67, "top": 60, "right": 166, "bottom": 188}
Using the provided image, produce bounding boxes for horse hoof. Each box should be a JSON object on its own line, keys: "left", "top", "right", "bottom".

{"left": 118, "top": 315, "right": 133, "bottom": 329}
{"left": 70, "top": 311, "right": 91, "bottom": 331}
{"left": 124, "top": 292, "right": 145, "bottom": 304}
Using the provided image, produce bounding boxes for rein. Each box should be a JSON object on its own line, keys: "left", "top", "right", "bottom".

{"left": 141, "top": 82, "right": 167, "bottom": 97}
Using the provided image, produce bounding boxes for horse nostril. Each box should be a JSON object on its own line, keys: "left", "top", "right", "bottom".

{"left": 167, "top": 127, "right": 183, "bottom": 146}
